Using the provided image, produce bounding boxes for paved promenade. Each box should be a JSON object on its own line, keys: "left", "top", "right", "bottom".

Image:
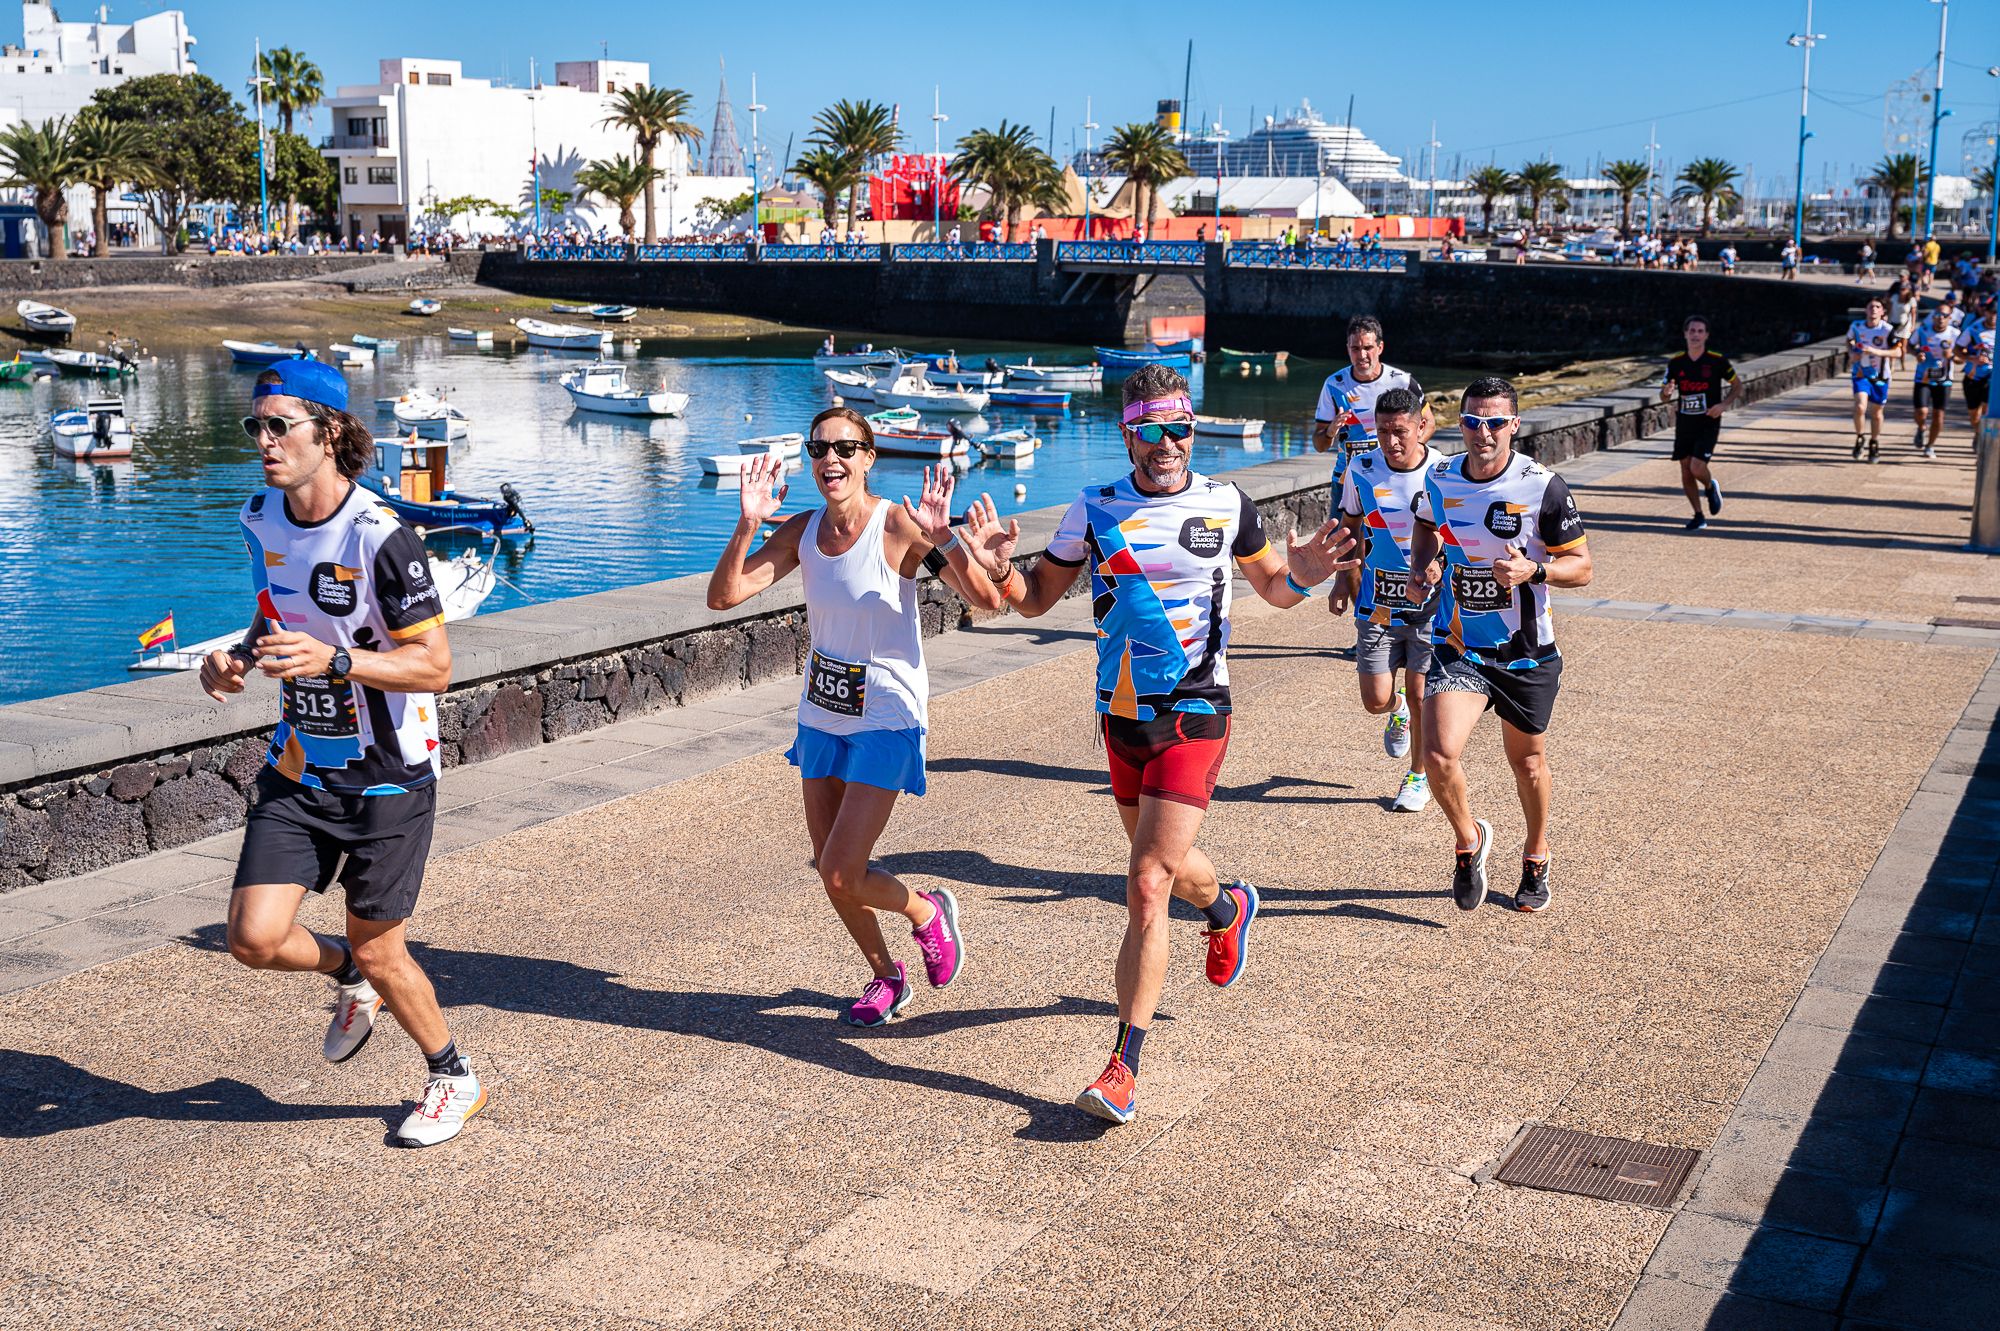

{"left": 3, "top": 379, "right": 1998, "bottom": 1330}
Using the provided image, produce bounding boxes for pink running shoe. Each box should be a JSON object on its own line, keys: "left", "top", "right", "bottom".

{"left": 911, "top": 889, "right": 963, "bottom": 988}
{"left": 845, "top": 963, "right": 912, "bottom": 1027}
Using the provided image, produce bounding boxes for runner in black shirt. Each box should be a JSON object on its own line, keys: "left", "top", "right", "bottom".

{"left": 1658, "top": 315, "right": 1740, "bottom": 531}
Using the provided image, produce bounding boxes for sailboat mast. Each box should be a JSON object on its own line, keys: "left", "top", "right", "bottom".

{"left": 1179, "top": 40, "right": 1193, "bottom": 145}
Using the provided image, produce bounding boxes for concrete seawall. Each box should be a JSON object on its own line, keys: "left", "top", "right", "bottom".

{"left": 0, "top": 335, "right": 1850, "bottom": 889}
{"left": 0, "top": 253, "right": 415, "bottom": 291}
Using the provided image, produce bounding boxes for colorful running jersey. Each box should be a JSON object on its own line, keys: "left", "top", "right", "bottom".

{"left": 1912, "top": 322, "right": 1958, "bottom": 384}
{"left": 1046, "top": 472, "right": 1271, "bottom": 719}
{"left": 1663, "top": 350, "right": 1737, "bottom": 416}
{"left": 238, "top": 483, "right": 446, "bottom": 794}
{"left": 1315, "top": 364, "right": 1422, "bottom": 481}
{"left": 1338, "top": 444, "right": 1446, "bottom": 625}
{"left": 1848, "top": 319, "right": 1896, "bottom": 377}
{"left": 1413, "top": 453, "right": 1586, "bottom": 669}
{"left": 1961, "top": 318, "right": 1994, "bottom": 382}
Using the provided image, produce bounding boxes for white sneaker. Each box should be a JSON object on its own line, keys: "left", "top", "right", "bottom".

{"left": 1383, "top": 688, "right": 1411, "bottom": 759}
{"left": 323, "top": 977, "right": 382, "bottom": 1064}
{"left": 1392, "top": 772, "right": 1431, "bottom": 813}
{"left": 394, "top": 1062, "right": 486, "bottom": 1148}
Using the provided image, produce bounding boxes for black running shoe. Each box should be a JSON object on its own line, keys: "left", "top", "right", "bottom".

{"left": 1685, "top": 513, "right": 1707, "bottom": 531}
{"left": 1853, "top": 434, "right": 1864, "bottom": 460}
{"left": 1704, "top": 479, "right": 1723, "bottom": 514}
{"left": 1868, "top": 440, "right": 1880, "bottom": 464}
{"left": 1516, "top": 858, "right": 1553, "bottom": 913}
{"left": 1452, "top": 819, "right": 1492, "bottom": 912}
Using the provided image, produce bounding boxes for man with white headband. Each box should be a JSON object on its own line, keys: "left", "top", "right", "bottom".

{"left": 979, "top": 363, "right": 1357, "bottom": 1124}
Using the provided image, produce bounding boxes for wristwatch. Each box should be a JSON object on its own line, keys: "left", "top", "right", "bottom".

{"left": 328, "top": 647, "right": 352, "bottom": 681}
{"left": 1530, "top": 562, "right": 1548, "bottom": 585}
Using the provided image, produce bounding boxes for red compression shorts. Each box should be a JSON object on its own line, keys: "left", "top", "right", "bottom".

{"left": 1101, "top": 712, "right": 1231, "bottom": 809}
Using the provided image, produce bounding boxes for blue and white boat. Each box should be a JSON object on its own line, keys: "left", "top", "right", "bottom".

{"left": 408, "top": 297, "right": 442, "bottom": 317}
{"left": 223, "top": 340, "right": 314, "bottom": 366}
{"left": 351, "top": 333, "right": 399, "bottom": 350}
{"left": 1149, "top": 336, "right": 1203, "bottom": 356}
{"left": 1095, "top": 346, "right": 1192, "bottom": 371}
{"left": 362, "top": 434, "right": 530, "bottom": 537}
{"left": 988, "top": 387, "right": 1070, "bottom": 409}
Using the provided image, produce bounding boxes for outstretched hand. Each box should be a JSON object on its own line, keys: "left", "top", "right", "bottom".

{"left": 900, "top": 464, "right": 957, "bottom": 545}
{"left": 961, "top": 492, "right": 1021, "bottom": 580}
{"left": 1283, "top": 518, "right": 1360, "bottom": 589}
{"left": 738, "top": 452, "right": 787, "bottom": 526}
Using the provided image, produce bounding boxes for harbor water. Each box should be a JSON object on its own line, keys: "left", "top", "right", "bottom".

{"left": 0, "top": 334, "right": 1475, "bottom": 705}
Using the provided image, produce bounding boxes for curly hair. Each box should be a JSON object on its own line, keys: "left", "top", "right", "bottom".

{"left": 254, "top": 369, "right": 376, "bottom": 479}
{"left": 1119, "top": 362, "right": 1190, "bottom": 408}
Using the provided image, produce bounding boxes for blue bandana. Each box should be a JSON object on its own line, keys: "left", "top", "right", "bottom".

{"left": 252, "top": 357, "right": 349, "bottom": 413}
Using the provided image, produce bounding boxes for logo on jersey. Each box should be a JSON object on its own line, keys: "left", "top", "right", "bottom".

{"left": 1178, "top": 516, "right": 1226, "bottom": 557}
{"left": 308, "top": 561, "right": 360, "bottom": 615}
{"left": 407, "top": 559, "right": 424, "bottom": 580}
{"left": 351, "top": 509, "right": 380, "bottom": 528}
{"left": 1483, "top": 503, "right": 1525, "bottom": 539}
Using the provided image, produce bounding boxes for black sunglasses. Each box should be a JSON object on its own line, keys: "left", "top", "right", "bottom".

{"left": 241, "top": 414, "right": 313, "bottom": 441}
{"left": 806, "top": 438, "right": 871, "bottom": 459}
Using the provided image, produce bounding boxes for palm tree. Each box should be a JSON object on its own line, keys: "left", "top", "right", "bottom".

{"left": 599, "top": 85, "right": 704, "bottom": 244}
{"left": 950, "top": 121, "right": 1064, "bottom": 241}
{"left": 253, "top": 47, "right": 324, "bottom": 237}
{"left": 1101, "top": 122, "right": 1187, "bottom": 240}
{"left": 69, "top": 110, "right": 156, "bottom": 257}
{"left": 0, "top": 117, "right": 81, "bottom": 257}
{"left": 1672, "top": 157, "right": 1741, "bottom": 235}
{"left": 1515, "top": 160, "right": 1566, "bottom": 228}
{"left": 808, "top": 99, "right": 901, "bottom": 232}
{"left": 791, "top": 145, "right": 854, "bottom": 230}
{"left": 1602, "top": 159, "right": 1652, "bottom": 237}
{"left": 1466, "top": 165, "right": 1518, "bottom": 235}
{"left": 576, "top": 154, "right": 659, "bottom": 240}
{"left": 1864, "top": 153, "right": 1926, "bottom": 239}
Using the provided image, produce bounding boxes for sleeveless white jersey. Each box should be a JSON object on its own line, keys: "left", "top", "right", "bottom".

{"left": 796, "top": 500, "right": 928, "bottom": 735}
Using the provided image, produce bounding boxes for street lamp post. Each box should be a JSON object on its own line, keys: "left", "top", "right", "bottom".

{"left": 1426, "top": 121, "right": 1441, "bottom": 226}
{"left": 931, "top": 85, "right": 947, "bottom": 241}
{"left": 1082, "top": 98, "right": 1098, "bottom": 240}
{"left": 1645, "top": 124, "right": 1660, "bottom": 237}
{"left": 252, "top": 39, "right": 269, "bottom": 239}
{"left": 748, "top": 75, "right": 766, "bottom": 243}
{"left": 1922, "top": 0, "right": 1949, "bottom": 240}
{"left": 1987, "top": 67, "right": 1999, "bottom": 263}
{"left": 1787, "top": 5, "right": 1823, "bottom": 251}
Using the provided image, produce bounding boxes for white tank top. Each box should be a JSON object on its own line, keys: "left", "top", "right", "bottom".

{"left": 797, "top": 499, "right": 928, "bottom": 735}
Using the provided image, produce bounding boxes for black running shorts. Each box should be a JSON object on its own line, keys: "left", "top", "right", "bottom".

{"left": 1426, "top": 649, "right": 1563, "bottom": 736}
{"left": 1965, "top": 378, "right": 1990, "bottom": 415}
{"left": 1672, "top": 414, "right": 1721, "bottom": 461}
{"left": 1914, "top": 381, "right": 1949, "bottom": 412}
{"left": 233, "top": 769, "right": 437, "bottom": 921}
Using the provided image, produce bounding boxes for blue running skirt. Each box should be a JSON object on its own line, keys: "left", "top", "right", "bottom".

{"left": 786, "top": 723, "right": 928, "bottom": 796}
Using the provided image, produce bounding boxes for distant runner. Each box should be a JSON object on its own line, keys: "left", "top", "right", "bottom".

{"left": 1330, "top": 386, "right": 1444, "bottom": 810}
{"left": 986, "top": 363, "right": 1356, "bottom": 1124}
{"left": 1961, "top": 294, "right": 1995, "bottom": 438}
{"left": 1312, "top": 315, "right": 1436, "bottom": 489}
{"left": 1910, "top": 305, "right": 1958, "bottom": 460}
{"left": 1659, "top": 315, "right": 1740, "bottom": 530}
{"left": 705, "top": 410, "right": 1012, "bottom": 1026}
{"left": 1857, "top": 242, "right": 1876, "bottom": 280}
{"left": 1847, "top": 298, "right": 1898, "bottom": 462}
{"left": 1407, "top": 377, "right": 1593, "bottom": 915}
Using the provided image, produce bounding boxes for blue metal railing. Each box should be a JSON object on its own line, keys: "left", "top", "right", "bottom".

{"left": 526, "top": 244, "right": 629, "bottom": 262}
{"left": 1224, "top": 244, "right": 1408, "bottom": 271}
{"left": 1055, "top": 240, "right": 1205, "bottom": 266}
{"left": 762, "top": 242, "right": 881, "bottom": 262}
{"left": 894, "top": 242, "right": 1034, "bottom": 262}
{"left": 633, "top": 242, "right": 753, "bottom": 261}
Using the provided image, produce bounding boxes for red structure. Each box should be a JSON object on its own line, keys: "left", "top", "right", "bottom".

{"left": 867, "top": 154, "right": 960, "bottom": 221}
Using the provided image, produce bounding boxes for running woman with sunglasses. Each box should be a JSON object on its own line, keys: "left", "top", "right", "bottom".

{"left": 199, "top": 359, "right": 481, "bottom": 1148}
{"left": 1406, "top": 378, "right": 1592, "bottom": 915}
{"left": 707, "top": 407, "right": 1013, "bottom": 1026}
{"left": 978, "top": 364, "right": 1358, "bottom": 1124}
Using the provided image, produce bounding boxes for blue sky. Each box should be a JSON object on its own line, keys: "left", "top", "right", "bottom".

{"left": 153, "top": 0, "right": 2000, "bottom": 193}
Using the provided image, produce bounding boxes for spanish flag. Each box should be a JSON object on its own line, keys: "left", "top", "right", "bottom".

{"left": 138, "top": 612, "right": 175, "bottom": 650}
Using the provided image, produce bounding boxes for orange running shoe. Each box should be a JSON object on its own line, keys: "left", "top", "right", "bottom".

{"left": 1203, "top": 880, "right": 1260, "bottom": 988}
{"left": 1076, "top": 1055, "right": 1138, "bottom": 1124}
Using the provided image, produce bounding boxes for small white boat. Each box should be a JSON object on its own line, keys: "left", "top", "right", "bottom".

{"left": 976, "top": 427, "right": 1041, "bottom": 462}
{"left": 865, "top": 407, "right": 922, "bottom": 433}
{"left": 870, "top": 426, "right": 972, "bottom": 460}
{"left": 392, "top": 397, "right": 470, "bottom": 440}
{"left": 873, "top": 363, "right": 989, "bottom": 414}
{"left": 1004, "top": 362, "right": 1103, "bottom": 387}
{"left": 823, "top": 368, "right": 879, "bottom": 401}
{"left": 447, "top": 327, "right": 494, "bottom": 346}
{"left": 813, "top": 347, "right": 902, "bottom": 370}
{"left": 928, "top": 369, "right": 1004, "bottom": 389}
{"left": 351, "top": 334, "right": 399, "bottom": 350}
{"left": 330, "top": 343, "right": 375, "bottom": 368}
{"left": 550, "top": 302, "right": 596, "bottom": 315}
{"left": 732, "top": 432, "right": 806, "bottom": 457}
{"left": 224, "top": 340, "right": 314, "bottom": 366}
{"left": 46, "top": 348, "right": 134, "bottom": 376}
{"left": 559, "top": 362, "right": 690, "bottom": 417}
{"left": 1192, "top": 415, "right": 1265, "bottom": 438}
{"left": 513, "top": 318, "right": 611, "bottom": 352}
{"left": 590, "top": 304, "right": 637, "bottom": 322}
{"left": 408, "top": 297, "right": 442, "bottom": 317}
{"left": 17, "top": 299, "right": 76, "bottom": 338}
{"left": 50, "top": 397, "right": 133, "bottom": 459}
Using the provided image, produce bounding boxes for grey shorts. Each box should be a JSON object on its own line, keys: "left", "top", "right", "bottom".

{"left": 1354, "top": 618, "right": 1435, "bottom": 677}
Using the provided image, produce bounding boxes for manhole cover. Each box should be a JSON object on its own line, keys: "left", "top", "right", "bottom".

{"left": 1494, "top": 1127, "right": 1699, "bottom": 1209}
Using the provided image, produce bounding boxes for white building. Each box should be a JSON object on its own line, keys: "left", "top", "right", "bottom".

{"left": 321, "top": 57, "right": 750, "bottom": 242}
{"left": 0, "top": 0, "right": 196, "bottom": 124}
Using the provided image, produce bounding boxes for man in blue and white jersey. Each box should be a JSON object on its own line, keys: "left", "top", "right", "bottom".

{"left": 1959, "top": 293, "right": 1994, "bottom": 434}
{"left": 1406, "top": 377, "right": 1593, "bottom": 916}
{"left": 1312, "top": 315, "right": 1435, "bottom": 487}
{"left": 1847, "top": 297, "right": 1899, "bottom": 462}
{"left": 1910, "top": 304, "right": 1960, "bottom": 460}
{"left": 1331, "top": 387, "right": 1446, "bottom": 812}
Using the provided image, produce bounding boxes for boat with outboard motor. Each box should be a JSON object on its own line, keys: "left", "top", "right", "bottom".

{"left": 871, "top": 363, "right": 989, "bottom": 414}
{"left": 224, "top": 340, "right": 314, "bottom": 367}
{"left": 362, "top": 433, "right": 531, "bottom": 536}
{"left": 50, "top": 397, "right": 135, "bottom": 459}
{"left": 559, "top": 362, "right": 690, "bottom": 417}
{"left": 47, "top": 346, "right": 136, "bottom": 376}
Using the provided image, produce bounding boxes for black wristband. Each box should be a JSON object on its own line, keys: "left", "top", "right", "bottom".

{"left": 921, "top": 547, "right": 949, "bottom": 576}
{"left": 1530, "top": 562, "right": 1548, "bottom": 585}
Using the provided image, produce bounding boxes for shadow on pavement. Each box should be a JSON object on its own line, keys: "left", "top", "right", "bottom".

{"left": 928, "top": 756, "right": 1362, "bottom": 806}
{"left": 0, "top": 1050, "right": 383, "bottom": 1136}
